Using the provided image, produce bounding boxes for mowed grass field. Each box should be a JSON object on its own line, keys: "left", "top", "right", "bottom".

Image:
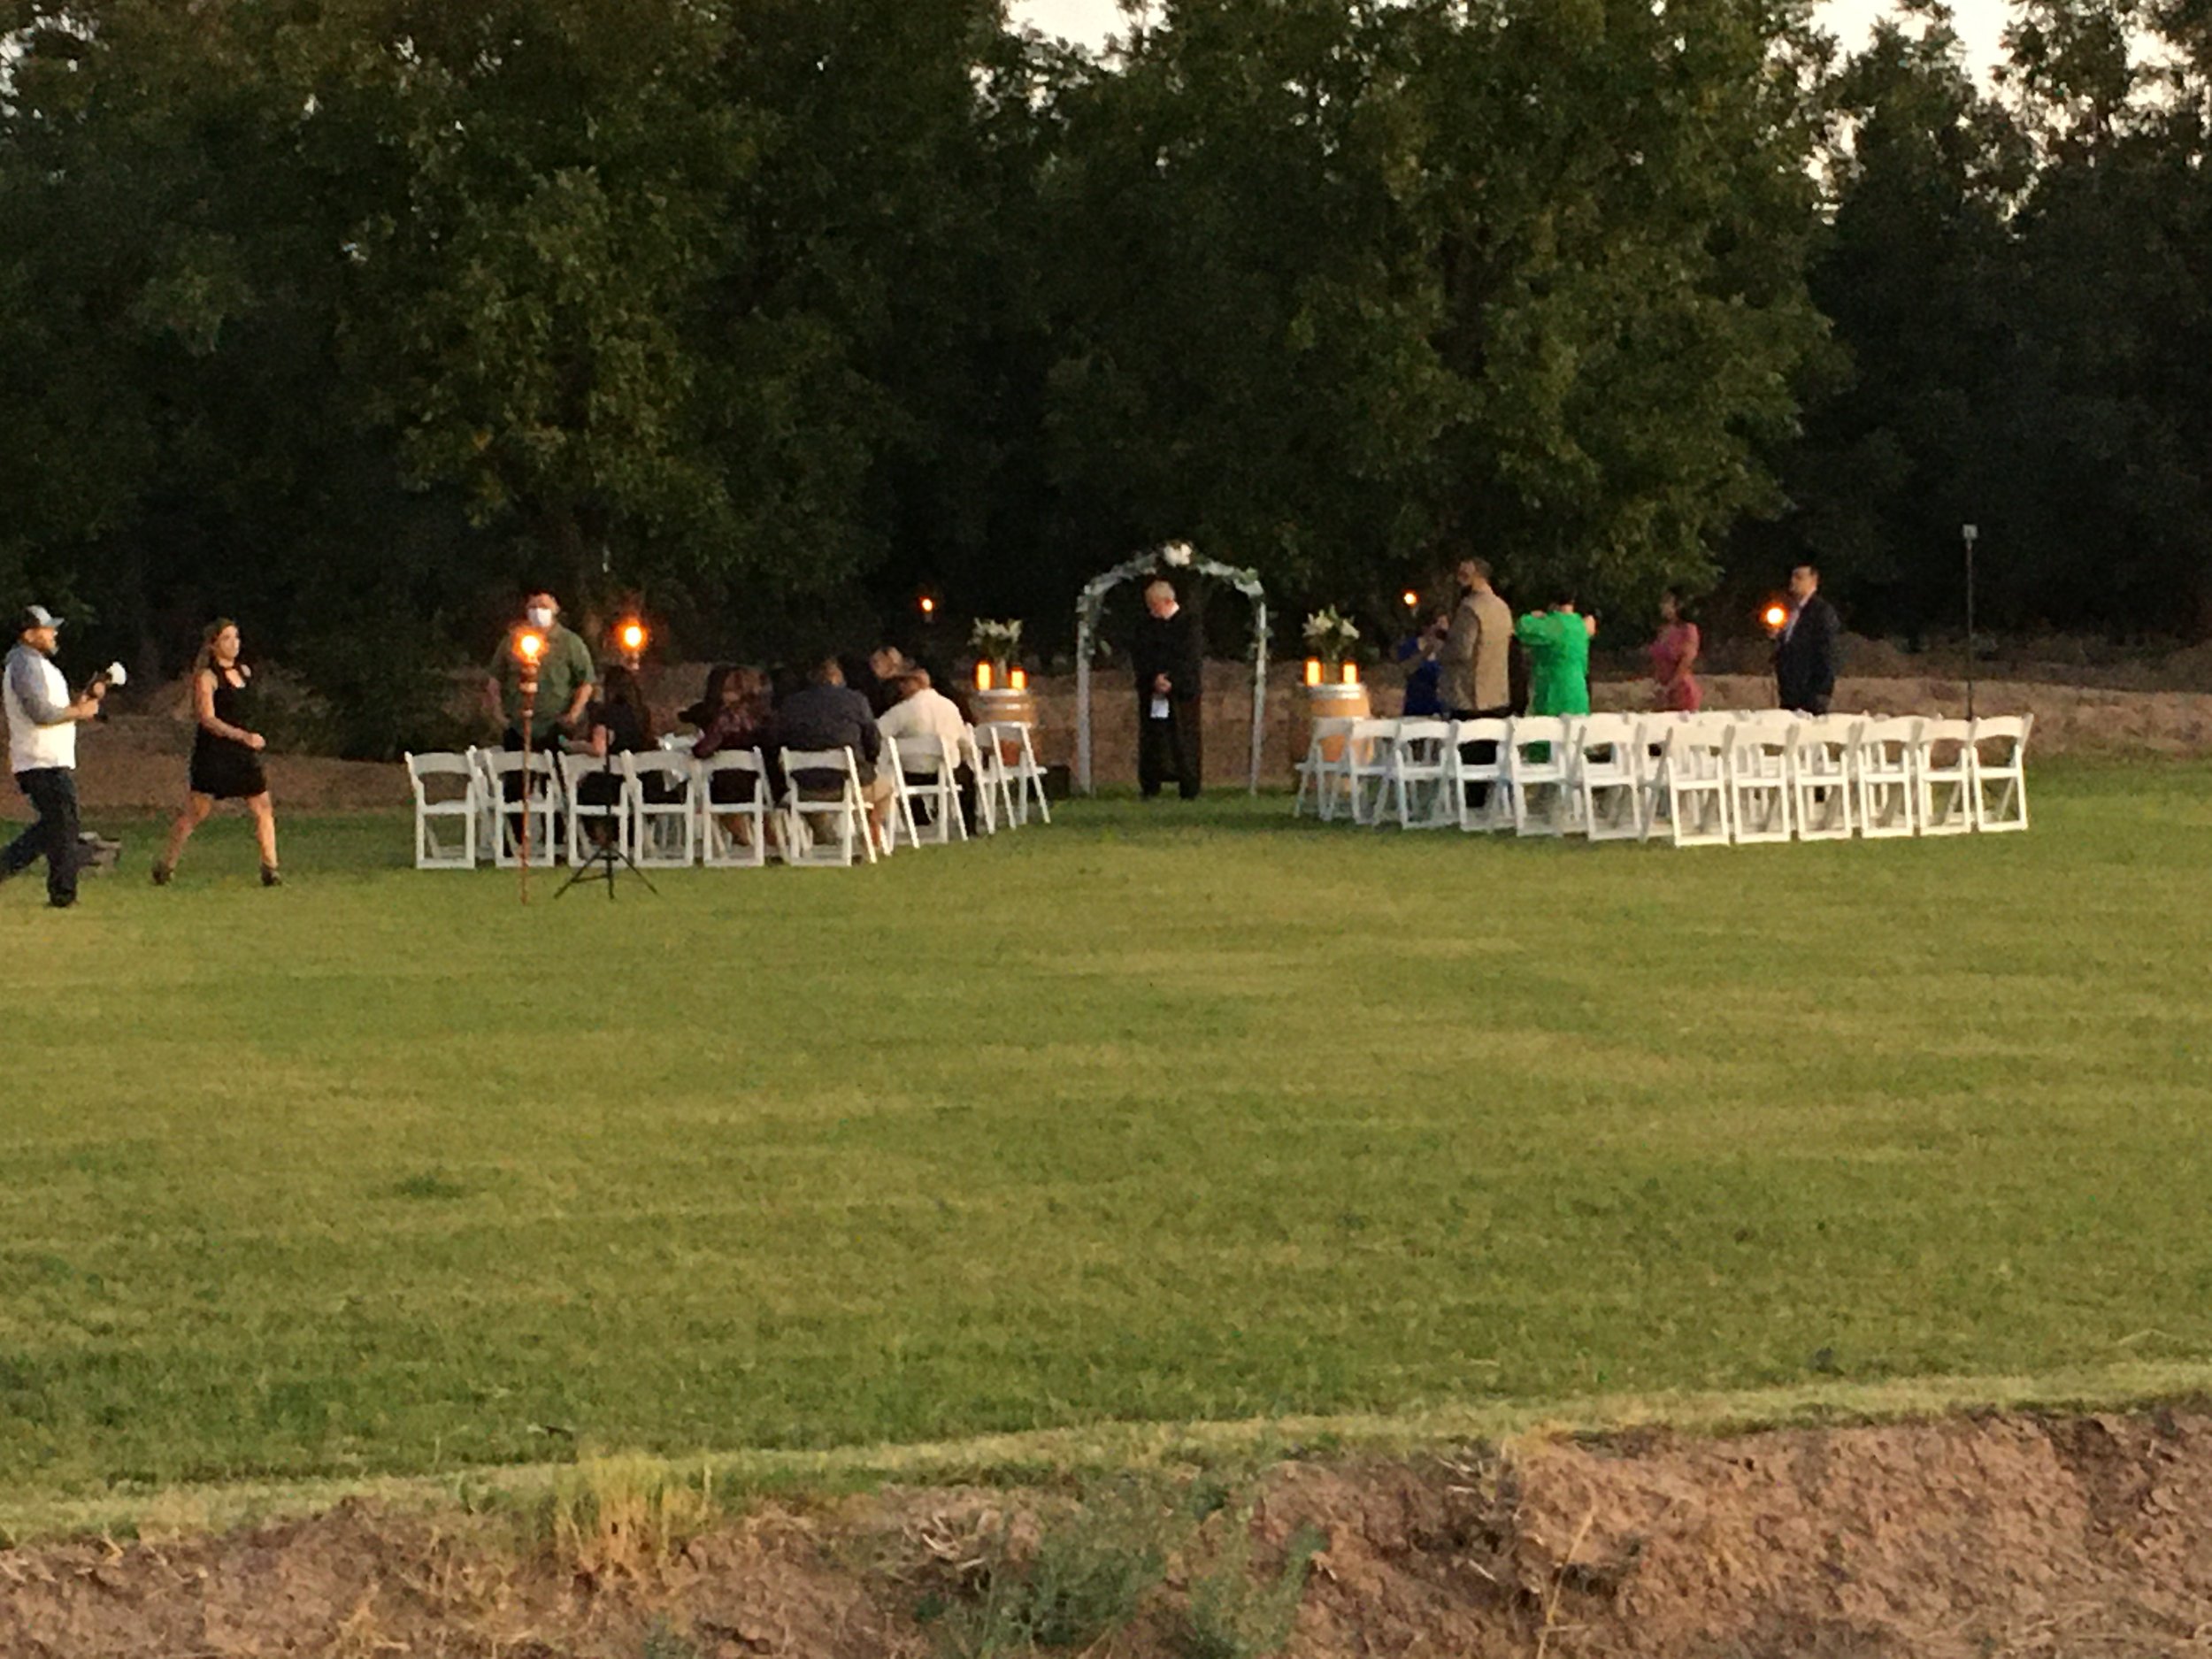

{"left": 2, "top": 762, "right": 2208, "bottom": 1517}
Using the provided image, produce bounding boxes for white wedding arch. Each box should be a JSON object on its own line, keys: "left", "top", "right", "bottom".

{"left": 1073, "top": 541, "right": 1269, "bottom": 795}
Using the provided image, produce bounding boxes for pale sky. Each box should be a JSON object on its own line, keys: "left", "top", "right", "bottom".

{"left": 1010, "top": 0, "right": 2010, "bottom": 73}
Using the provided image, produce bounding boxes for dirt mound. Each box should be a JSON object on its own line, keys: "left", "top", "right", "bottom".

{"left": 9, "top": 1408, "right": 2212, "bottom": 1656}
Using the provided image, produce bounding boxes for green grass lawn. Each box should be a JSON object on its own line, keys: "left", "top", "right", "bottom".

{"left": 3, "top": 763, "right": 2209, "bottom": 1517}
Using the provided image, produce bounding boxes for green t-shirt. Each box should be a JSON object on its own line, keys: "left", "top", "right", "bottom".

{"left": 491, "top": 624, "right": 595, "bottom": 737}
{"left": 1513, "top": 610, "right": 1592, "bottom": 717}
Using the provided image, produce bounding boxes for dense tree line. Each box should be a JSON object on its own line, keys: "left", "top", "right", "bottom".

{"left": 1, "top": 0, "right": 2206, "bottom": 754}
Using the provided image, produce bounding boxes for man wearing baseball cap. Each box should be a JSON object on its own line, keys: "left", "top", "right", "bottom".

{"left": 3, "top": 606, "right": 110, "bottom": 908}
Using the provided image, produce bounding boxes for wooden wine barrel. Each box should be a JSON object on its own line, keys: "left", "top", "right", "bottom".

{"left": 970, "top": 687, "right": 1038, "bottom": 763}
{"left": 1295, "top": 681, "right": 1371, "bottom": 771}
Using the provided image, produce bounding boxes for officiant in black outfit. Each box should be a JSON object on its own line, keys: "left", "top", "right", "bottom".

{"left": 1133, "top": 578, "right": 1204, "bottom": 800}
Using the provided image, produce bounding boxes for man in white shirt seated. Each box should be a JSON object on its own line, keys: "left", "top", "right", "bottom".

{"left": 878, "top": 662, "right": 974, "bottom": 828}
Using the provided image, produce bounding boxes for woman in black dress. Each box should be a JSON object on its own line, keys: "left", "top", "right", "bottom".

{"left": 152, "top": 619, "right": 280, "bottom": 886}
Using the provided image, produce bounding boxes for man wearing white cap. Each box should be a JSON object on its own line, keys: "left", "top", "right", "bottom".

{"left": 3, "top": 605, "right": 111, "bottom": 908}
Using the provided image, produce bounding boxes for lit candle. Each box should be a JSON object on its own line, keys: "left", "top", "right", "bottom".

{"left": 1341, "top": 661, "right": 1359, "bottom": 686}
{"left": 1402, "top": 590, "right": 1418, "bottom": 611}
{"left": 976, "top": 661, "right": 994, "bottom": 691}
{"left": 919, "top": 595, "right": 936, "bottom": 618}
{"left": 1009, "top": 666, "right": 1027, "bottom": 690}
{"left": 1304, "top": 658, "right": 1323, "bottom": 687}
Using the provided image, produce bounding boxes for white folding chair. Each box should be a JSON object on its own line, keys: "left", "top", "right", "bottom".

{"left": 406, "top": 751, "right": 479, "bottom": 868}
{"left": 975, "top": 722, "right": 1050, "bottom": 826}
{"left": 558, "top": 751, "right": 634, "bottom": 865}
{"left": 779, "top": 747, "right": 878, "bottom": 866}
{"left": 1914, "top": 718, "right": 1975, "bottom": 836}
{"left": 479, "top": 748, "right": 563, "bottom": 868}
{"left": 1853, "top": 717, "right": 1919, "bottom": 838}
{"left": 1650, "top": 721, "right": 1731, "bottom": 847}
{"left": 1449, "top": 718, "right": 1512, "bottom": 833}
{"left": 964, "top": 726, "right": 1018, "bottom": 835}
{"left": 627, "top": 750, "right": 697, "bottom": 867}
{"left": 1789, "top": 717, "right": 1857, "bottom": 841}
{"left": 1970, "top": 714, "right": 2032, "bottom": 833}
{"left": 696, "top": 749, "right": 772, "bottom": 868}
{"left": 1724, "top": 719, "right": 1794, "bottom": 844}
{"left": 887, "top": 733, "right": 966, "bottom": 847}
{"left": 1342, "top": 719, "right": 1400, "bottom": 826}
{"left": 1294, "top": 718, "right": 1358, "bottom": 820}
{"left": 1506, "top": 717, "right": 1574, "bottom": 837}
{"left": 1570, "top": 714, "right": 1643, "bottom": 841}
{"left": 1386, "top": 718, "right": 1455, "bottom": 829}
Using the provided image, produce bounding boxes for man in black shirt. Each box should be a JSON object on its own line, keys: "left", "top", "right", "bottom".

{"left": 770, "top": 658, "right": 893, "bottom": 845}
{"left": 1131, "top": 580, "right": 1204, "bottom": 800}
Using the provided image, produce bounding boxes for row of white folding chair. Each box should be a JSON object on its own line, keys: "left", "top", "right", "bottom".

{"left": 1290, "top": 710, "right": 2031, "bottom": 846}
{"left": 405, "top": 748, "right": 763, "bottom": 869}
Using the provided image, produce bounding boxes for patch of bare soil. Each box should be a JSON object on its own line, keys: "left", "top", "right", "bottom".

{"left": 9, "top": 1409, "right": 2212, "bottom": 1657}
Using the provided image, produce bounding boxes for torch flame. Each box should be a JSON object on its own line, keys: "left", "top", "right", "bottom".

{"left": 919, "top": 595, "right": 936, "bottom": 617}
{"left": 618, "top": 620, "right": 647, "bottom": 655}
{"left": 516, "top": 630, "right": 546, "bottom": 664}
{"left": 1762, "top": 603, "right": 1788, "bottom": 632}
{"left": 1402, "top": 589, "right": 1419, "bottom": 610}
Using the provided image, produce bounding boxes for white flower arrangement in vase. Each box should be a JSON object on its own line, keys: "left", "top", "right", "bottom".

{"left": 1302, "top": 607, "right": 1360, "bottom": 670}
{"left": 970, "top": 618, "right": 1024, "bottom": 679}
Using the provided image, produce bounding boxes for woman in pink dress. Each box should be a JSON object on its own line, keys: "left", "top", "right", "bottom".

{"left": 1649, "top": 589, "right": 1702, "bottom": 712}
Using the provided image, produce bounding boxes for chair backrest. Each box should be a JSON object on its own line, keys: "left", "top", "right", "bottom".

{"left": 482, "top": 748, "right": 557, "bottom": 784}
{"left": 1307, "top": 717, "right": 1356, "bottom": 749}
{"left": 1664, "top": 721, "right": 1726, "bottom": 761}
{"left": 557, "top": 750, "right": 617, "bottom": 791}
{"left": 699, "top": 748, "right": 767, "bottom": 777}
{"left": 1918, "top": 717, "right": 1973, "bottom": 769}
{"left": 406, "top": 751, "right": 474, "bottom": 803}
{"left": 1970, "top": 714, "right": 2032, "bottom": 761}
{"left": 781, "top": 747, "right": 860, "bottom": 794}
{"left": 1856, "top": 716, "right": 1920, "bottom": 753}
{"left": 1576, "top": 713, "right": 1636, "bottom": 750}
{"left": 895, "top": 733, "right": 952, "bottom": 772}
{"left": 628, "top": 750, "right": 693, "bottom": 794}
{"left": 1509, "top": 716, "right": 1566, "bottom": 749}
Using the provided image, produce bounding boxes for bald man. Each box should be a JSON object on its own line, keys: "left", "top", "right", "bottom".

{"left": 1131, "top": 580, "right": 1204, "bottom": 799}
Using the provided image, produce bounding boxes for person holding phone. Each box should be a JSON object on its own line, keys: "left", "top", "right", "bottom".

{"left": 2, "top": 604, "right": 111, "bottom": 909}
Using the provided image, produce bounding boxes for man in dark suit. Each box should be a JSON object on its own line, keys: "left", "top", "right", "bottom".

{"left": 1132, "top": 579, "right": 1203, "bottom": 799}
{"left": 1774, "top": 563, "right": 1841, "bottom": 714}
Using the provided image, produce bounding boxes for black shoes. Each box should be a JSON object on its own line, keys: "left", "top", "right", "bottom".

{"left": 150, "top": 863, "right": 173, "bottom": 887}
{"left": 260, "top": 864, "right": 282, "bottom": 887}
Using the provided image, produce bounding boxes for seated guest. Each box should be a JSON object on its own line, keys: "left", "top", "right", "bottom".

{"left": 575, "top": 664, "right": 657, "bottom": 829}
{"left": 865, "top": 646, "right": 912, "bottom": 715}
{"left": 879, "top": 663, "right": 974, "bottom": 828}
{"left": 690, "top": 664, "right": 771, "bottom": 758}
{"left": 691, "top": 664, "right": 774, "bottom": 844}
{"left": 770, "top": 657, "right": 893, "bottom": 847}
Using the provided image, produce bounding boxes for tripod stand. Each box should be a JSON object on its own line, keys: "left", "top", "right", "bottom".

{"left": 557, "top": 750, "right": 658, "bottom": 901}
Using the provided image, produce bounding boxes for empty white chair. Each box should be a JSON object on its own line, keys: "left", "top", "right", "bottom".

{"left": 406, "top": 751, "right": 479, "bottom": 868}
{"left": 628, "top": 751, "right": 697, "bottom": 867}
{"left": 1505, "top": 718, "right": 1576, "bottom": 837}
{"left": 1914, "top": 718, "right": 1975, "bottom": 836}
{"left": 779, "top": 747, "right": 878, "bottom": 866}
{"left": 478, "top": 748, "right": 563, "bottom": 867}
{"left": 1724, "top": 720, "right": 1794, "bottom": 843}
{"left": 1386, "top": 718, "right": 1455, "bottom": 829}
{"left": 1649, "top": 721, "right": 1731, "bottom": 847}
{"left": 558, "top": 751, "right": 633, "bottom": 865}
{"left": 976, "top": 722, "right": 1050, "bottom": 827}
{"left": 1341, "top": 719, "right": 1401, "bottom": 826}
{"left": 1449, "top": 718, "right": 1513, "bottom": 833}
{"left": 1788, "top": 717, "right": 1857, "bottom": 841}
{"left": 696, "top": 749, "right": 772, "bottom": 867}
{"left": 1853, "top": 717, "right": 1920, "bottom": 839}
{"left": 1572, "top": 714, "right": 1644, "bottom": 841}
{"left": 1293, "top": 718, "right": 1358, "bottom": 820}
{"left": 887, "top": 733, "right": 966, "bottom": 848}
{"left": 964, "top": 726, "right": 1018, "bottom": 834}
{"left": 1970, "top": 714, "right": 2032, "bottom": 833}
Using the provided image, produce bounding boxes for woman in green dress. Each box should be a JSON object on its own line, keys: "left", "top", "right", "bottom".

{"left": 1514, "top": 596, "right": 1597, "bottom": 717}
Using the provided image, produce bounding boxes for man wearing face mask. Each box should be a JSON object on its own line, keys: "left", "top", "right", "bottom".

{"left": 485, "top": 588, "right": 596, "bottom": 753}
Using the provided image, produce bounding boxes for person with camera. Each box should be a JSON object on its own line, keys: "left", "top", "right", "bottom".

{"left": 151, "top": 619, "right": 281, "bottom": 887}
{"left": 2, "top": 605, "right": 111, "bottom": 910}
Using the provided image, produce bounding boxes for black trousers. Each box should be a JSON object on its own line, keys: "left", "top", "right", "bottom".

{"left": 1452, "top": 706, "right": 1513, "bottom": 807}
{"left": 6, "top": 767, "right": 81, "bottom": 904}
{"left": 1139, "top": 699, "right": 1202, "bottom": 799}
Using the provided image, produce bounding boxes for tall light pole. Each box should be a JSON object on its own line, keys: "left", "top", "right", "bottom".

{"left": 1962, "top": 524, "right": 1978, "bottom": 721}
